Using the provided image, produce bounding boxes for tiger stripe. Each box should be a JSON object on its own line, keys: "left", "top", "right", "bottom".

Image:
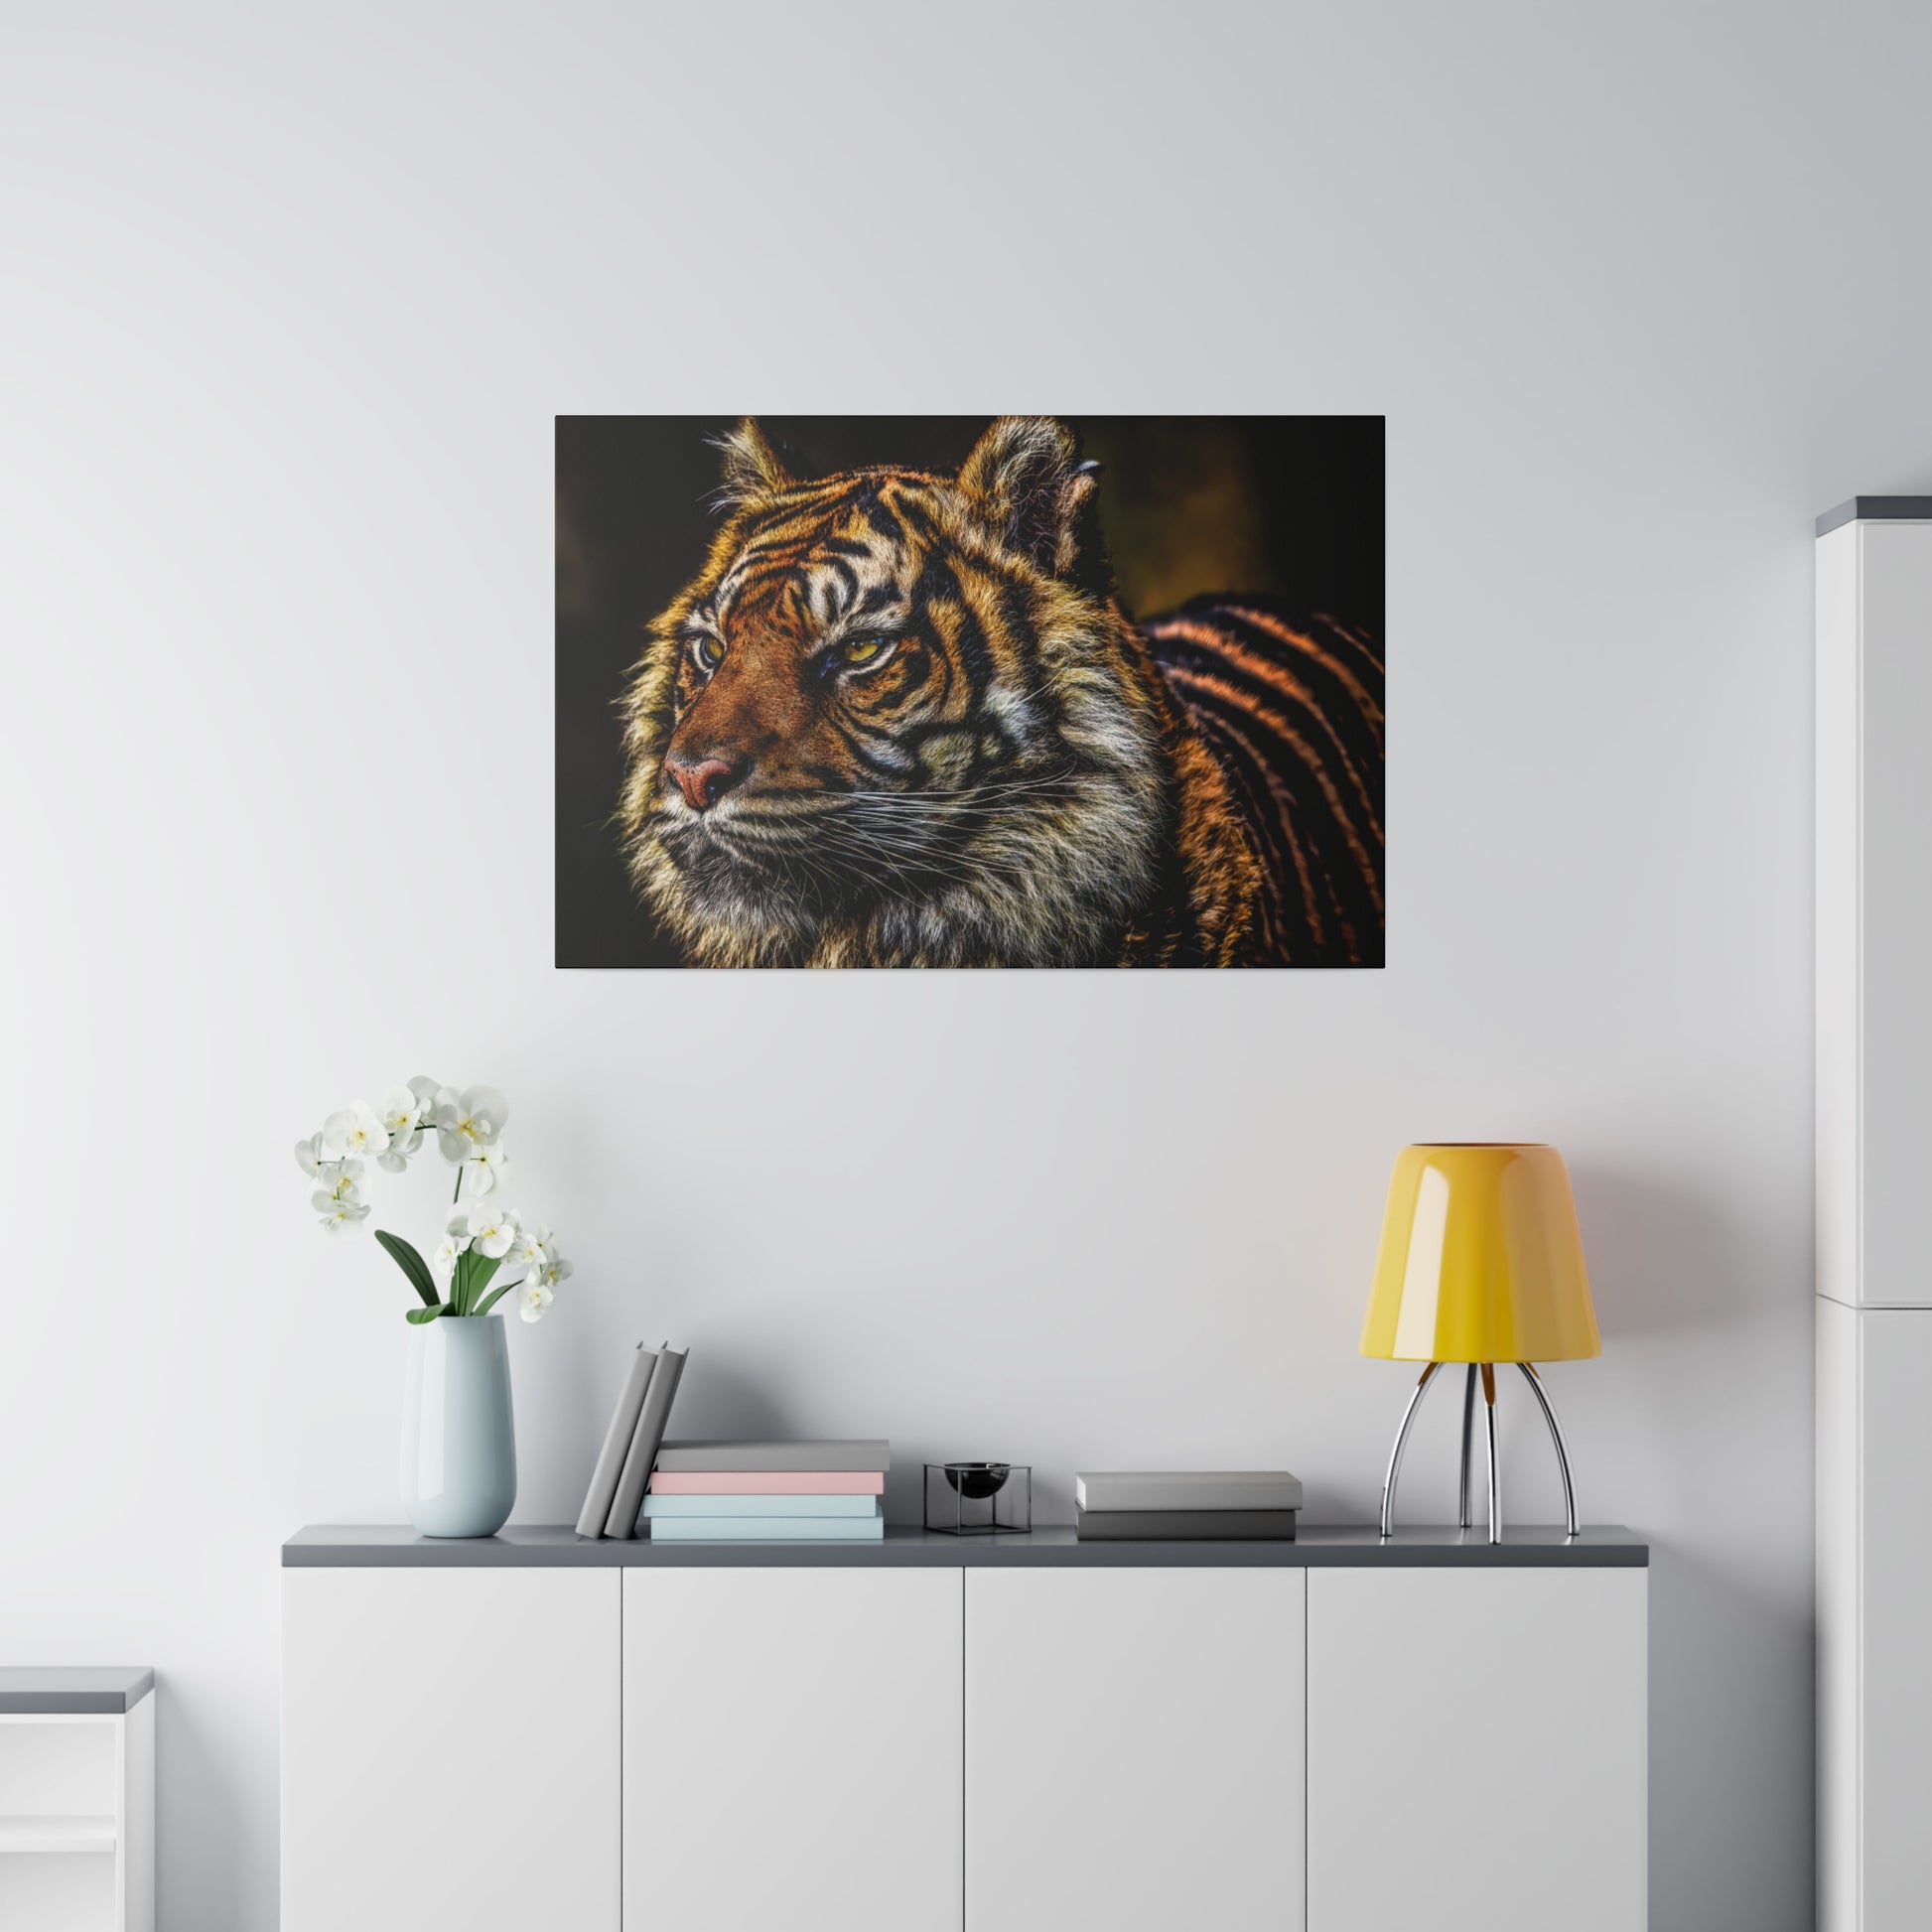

{"left": 1143, "top": 598, "right": 1385, "bottom": 968}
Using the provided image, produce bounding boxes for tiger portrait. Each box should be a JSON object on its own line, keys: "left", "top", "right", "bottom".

{"left": 593, "top": 417, "right": 1383, "bottom": 969}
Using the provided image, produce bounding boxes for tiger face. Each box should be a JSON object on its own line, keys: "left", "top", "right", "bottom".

{"left": 619, "top": 418, "right": 1181, "bottom": 967}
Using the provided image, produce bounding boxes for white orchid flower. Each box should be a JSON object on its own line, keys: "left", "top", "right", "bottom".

{"left": 531, "top": 1252, "right": 573, "bottom": 1293}
{"left": 509, "top": 1221, "right": 552, "bottom": 1270}
{"left": 465, "top": 1205, "right": 518, "bottom": 1260}
{"left": 377, "top": 1127, "right": 422, "bottom": 1173}
{"left": 434, "top": 1085, "right": 508, "bottom": 1163}
{"left": 322, "top": 1101, "right": 388, "bottom": 1163}
{"left": 314, "top": 1159, "right": 365, "bottom": 1203}
{"left": 294, "top": 1133, "right": 327, "bottom": 1180}
{"left": 517, "top": 1282, "right": 555, "bottom": 1323}
{"left": 378, "top": 1085, "right": 424, "bottom": 1136}
{"left": 433, "top": 1211, "right": 476, "bottom": 1278}
{"left": 460, "top": 1144, "right": 513, "bottom": 1197}
{"left": 315, "top": 1190, "right": 370, "bottom": 1235}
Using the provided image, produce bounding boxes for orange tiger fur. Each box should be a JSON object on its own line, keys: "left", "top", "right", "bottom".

{"left": 618, "top": 418, "right": 1382, "bottom": 968}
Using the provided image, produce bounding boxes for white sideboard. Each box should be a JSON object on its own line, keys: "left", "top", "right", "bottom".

{"left": 1816, "top": 499, "right": 1932, "bottom": 1932}
{"left": 283, "top": 1525, "right": 1646, "bottom": 1932}
{"left": 0, "top": 1669, "right": 154, "bottom": 1932}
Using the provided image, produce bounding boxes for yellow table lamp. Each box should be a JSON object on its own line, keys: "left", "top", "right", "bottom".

{"left": 1363, "top": 1144, "right": 1599, "bottom": 1543}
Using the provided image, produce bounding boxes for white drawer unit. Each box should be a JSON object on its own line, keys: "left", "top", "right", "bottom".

{"left": 0, "top": 1670, "right": 154, "bottom": 1932}
{"left": 282, "top": 1526, "right": 1647, "bottom": 1932}
{"left": 1816, "top": 499, "right": 1932, "bottom": 1932}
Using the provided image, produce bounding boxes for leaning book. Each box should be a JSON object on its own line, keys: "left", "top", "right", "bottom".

{"left": 605, "top": 1344, "right": 689, "bottom": 1539}
{"left": 575, "top": 1343, "right": 657, "bottom": 1539}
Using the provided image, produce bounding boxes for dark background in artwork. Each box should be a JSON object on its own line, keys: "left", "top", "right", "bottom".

{"left": 556, "top": 416, "right": 1384, "bottom": 967}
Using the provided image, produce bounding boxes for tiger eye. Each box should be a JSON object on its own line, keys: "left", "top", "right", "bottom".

{"left": 841, "top": 638, "right": 884, "bottom": 665}
{"left": 691, "top": 636, "right": 723, "bottom": 673}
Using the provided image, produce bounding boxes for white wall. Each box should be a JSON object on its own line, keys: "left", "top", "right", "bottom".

{"left": 3, "top": 4, "right": 1929, "bottom": 1926}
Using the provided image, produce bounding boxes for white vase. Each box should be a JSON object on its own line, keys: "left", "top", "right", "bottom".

{"left": 400, "top": 1315, "right": 516, "bottom": 1538}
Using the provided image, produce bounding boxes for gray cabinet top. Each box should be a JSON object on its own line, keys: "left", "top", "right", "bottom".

{"left": 285, "top": 1524, "right": 1646, "bottom": 1569}
{"left": 1817, "top": 496, "right": 1932, "bottom": 536}
{"left": 0, "top": 1667, "right": 154, "bottom": 1714}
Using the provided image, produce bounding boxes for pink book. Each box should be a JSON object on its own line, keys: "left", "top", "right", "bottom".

{"left": 647, "top": 1469, "right": 886, "bottom": 1495}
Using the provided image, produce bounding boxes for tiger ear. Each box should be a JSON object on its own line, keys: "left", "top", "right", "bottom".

{"left": 713, "top": 417, "right": 795, "bottom": 507}
{"left": 956, "top": 417, "right": 1098, "bottom": 578}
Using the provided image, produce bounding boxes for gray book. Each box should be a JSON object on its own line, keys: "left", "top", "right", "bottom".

{"left": 605, "top": 1344, "right": 689, "bottom": 1539}
{"left": 575, "top": 1343, "right": 657, "bottom": 1539}
{"left": 1074, "top": 1507, "right": 1298, "bottom": 1541}
{"left": 653, "top": 1439, "right": 890, "bottom": 1473}
{"left": 1075, "top": 1470, "right": 1305, "bottom": 1513}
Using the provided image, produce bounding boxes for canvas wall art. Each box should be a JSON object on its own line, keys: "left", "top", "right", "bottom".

{"left": 556, "top": 416, "right": 1384, "bottom": 969}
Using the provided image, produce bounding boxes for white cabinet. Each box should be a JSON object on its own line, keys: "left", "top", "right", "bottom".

{"left": 1817, "top": 511, "right": 1932, "bottom": 1311}
{"left": 0, "top": 1686, "right": 152, "bottom": 1932}
{"left": 965, "top": 1568, "right": 1305, "bottom": 1932}
{"left": 1307, "top": 1568, "right": 1646, "bottom": 1932}
{"left": 281, "top": 1569, "right": 621, "bottom": 1932}
{"left": 621, "top": 1567, "right": 961, "bottom": 1932}
{"left": 1816, "top": 501, "right": 1932, "bottom": 1932}
{"left": 282, "top": 1535, "right": 1644, "bottom": 1932}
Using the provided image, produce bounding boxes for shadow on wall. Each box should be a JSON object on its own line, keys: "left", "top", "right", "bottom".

{"left": 658, "top": 1358, "right": 802, "bottom": 1450}
{"left": 1568, "top": 1157, "right": 1815, "bottom": 1926}
{"left": 159, "top": 1678, "right": 248, "bottom": 1929}
{"left": 1642, "top": 1536, "right": 1814, "bottom": 1928}
{"left": 1570, "top": 1161, "right": 1784, "bottom": 1340}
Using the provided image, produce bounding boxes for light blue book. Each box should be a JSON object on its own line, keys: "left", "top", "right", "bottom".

{"left": 640, "top": 1493, "right": 882, "bottom": 1520}
{"left": 647, "top": 1515, "right": 887, "bottom": 1543}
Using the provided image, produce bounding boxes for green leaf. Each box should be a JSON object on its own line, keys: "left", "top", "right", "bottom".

{"left": 374, "top": 1230, "right": 440, "bottom": 1309}
{"left": 466, "top": 1253, "right": 503, "bottom": 1312}
{"left": 474, "top": 1280, "right": 515, "bottom": 1318}
{"left": 404, "top": 1304, "right": 447, "bottom": 1325}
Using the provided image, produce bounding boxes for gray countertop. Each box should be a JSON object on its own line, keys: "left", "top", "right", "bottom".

{"left": 0, "top": 1667, "right": 154, "bottom": 1714}
{"left": 285, "top": 1524, "right": 1646, "bottom": 1569}
{"left": 1817, "top": 495, "right": 1932, "bottom": 535}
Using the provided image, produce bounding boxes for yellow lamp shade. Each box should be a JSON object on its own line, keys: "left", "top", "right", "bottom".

{"left": 1361, "top": 1145, "right": 1599, "bottom": 1364}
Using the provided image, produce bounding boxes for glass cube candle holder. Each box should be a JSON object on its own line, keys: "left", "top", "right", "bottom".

{"left": 924, "top": 1462, "right": 1032, "bottom": 1535}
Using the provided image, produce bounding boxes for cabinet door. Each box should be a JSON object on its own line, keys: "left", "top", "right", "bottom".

{"left": 282, "top": 1568, "right": 621, "bottom": 1932}
{"left": 966, "top": 1567, "right": 1306, "bottom": 1932}
{"left": 1857, "top": 526, "right": 1932, "bottom": 1307}
{"left": 1307, "top": 1568, "right": 1645, "bottom": 1932}
{"left": 1860, "top": 1308, "right": 1932, "bottom": 1925}
{"left": 623, "top": 1567, "right": 961, "bottom": 1932}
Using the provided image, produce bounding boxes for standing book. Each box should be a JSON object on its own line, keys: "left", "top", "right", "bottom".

{"left": 604, "top": 1343, "right": 688, "bottom": 1539}
{"left": 574, "top": 1342, "right": 657, "bottom": 1539}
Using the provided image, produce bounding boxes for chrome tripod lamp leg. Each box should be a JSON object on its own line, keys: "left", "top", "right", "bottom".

{"left": 1457, "top": 1365, "right": 1477, "bottom": 1530}
{"left": 1480, "top": 1361, "right": 1501, "bottom": 1544}
{"left": 1518, "top": 1362, "right": 1580, "bottom": 1537}
{"left": 1378, "top": 1361, "right": 1442, "bottom": 1539}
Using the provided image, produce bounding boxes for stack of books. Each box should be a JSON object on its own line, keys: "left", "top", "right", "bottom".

{"left": 1073, "top": 1470, "right": 1303, "bottom": 1540}
{"left": 642, "top": 1441, "right": 890, "bottom": 1543}
{"left": 575, "top": 1341, "right": 690, "bottom": 1541}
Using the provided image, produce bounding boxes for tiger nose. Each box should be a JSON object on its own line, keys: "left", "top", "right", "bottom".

{"left": 665, "top": 754, "right": 744, "bottom": 812}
